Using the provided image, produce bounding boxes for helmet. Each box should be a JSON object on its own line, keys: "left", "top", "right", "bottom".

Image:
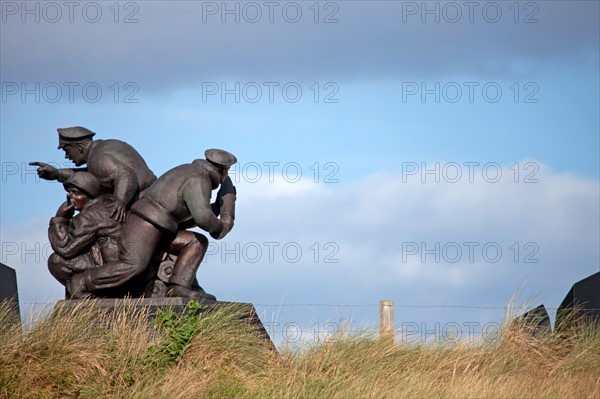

{"left": 63, "top": 172, "right": 101, "bottom": 198}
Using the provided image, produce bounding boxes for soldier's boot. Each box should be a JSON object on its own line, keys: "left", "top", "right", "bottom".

{"left": 192, "top": 277, "right": 213, "bottom": 296}
{"left": 167, "top": 257, "right": 216, "bottom": 301}
{"left": 166, "top": 284, "right": 216, "bottom": 301}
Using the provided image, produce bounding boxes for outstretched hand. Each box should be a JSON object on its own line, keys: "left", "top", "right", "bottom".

{"left": 56, "top": 200, "right": 75, "bottom": 219}
{"left": 29, "top": 162, "right": 59, "bottom": 181}
{"left": 106, "top": 199, "right": 127, "bottom": 223}
{"left": 213, "top": 214, "right": 234, "bottom": 239}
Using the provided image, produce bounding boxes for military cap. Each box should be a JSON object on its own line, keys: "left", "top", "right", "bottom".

{"left": 63, "top": 172, "right": 101, "bottom": 198}
{"left": 205, "top": 149, "right": 238, "bottom": 168}
{"left": 57, "top": 126, "right": 96, "bottom": 149}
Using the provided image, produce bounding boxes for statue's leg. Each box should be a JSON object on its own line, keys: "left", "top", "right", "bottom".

{"left": 164, "top": 230, "right": 215, "bottom": 300}
{"left": 69, "top": 214, "right": 162, "bottom": 297}
{"left": 48, "top": 252, "right": 94, "bottom": 285}
{"left": 48, "top": 252, "right": 95, "bottom": 298}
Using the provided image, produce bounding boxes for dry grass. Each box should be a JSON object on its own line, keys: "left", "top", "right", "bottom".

{"left": 0, "top": 300, "right": 598, "bottom": 399}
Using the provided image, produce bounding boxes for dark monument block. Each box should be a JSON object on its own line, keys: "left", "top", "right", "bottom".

{"left": 0, "top": 263, "right": 20, "bottom": 323}
{"left": 512, "top": 304, "right": 552, "bottom": 337}
{"left": 555, "top": 271, "right": 600, "bottom": 331}
{"left": 53, "top": 298, "right": 273, "bottom": 348}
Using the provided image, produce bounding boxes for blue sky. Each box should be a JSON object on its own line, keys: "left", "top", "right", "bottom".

{"left": 1, "top": 1, "right": 599, "bottom": 345}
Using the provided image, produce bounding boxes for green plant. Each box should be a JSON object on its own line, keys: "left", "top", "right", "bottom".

{"left": 145, "top": 301, "right": 206, "bottom": 370}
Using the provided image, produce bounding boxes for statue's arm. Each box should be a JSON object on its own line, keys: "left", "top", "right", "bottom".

{"left": 56, "top": 168, "right": 87, "bottom": 182}
{"left": 28, "top": 162, "right": 85, "bottom": 182}
{"left": 178, "top": 218, "right": 197, "bottom": 230}
{"left": 208, "top": 177, "right": 236, "bottom": 237}
{"left": 183, "top": 179, "right": 228, "bottom": 239}
{"left": 48, "top": 212, "right": 98, "bottom": 259}
{"left": 92, "top": 155, "right": 138, "bottom": 222}
{"left": 217, "top": 176, "right": 236, "bottom": 221}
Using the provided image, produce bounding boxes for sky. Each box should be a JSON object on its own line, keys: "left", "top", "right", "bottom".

{"left": 1, "top": 0, "right": 599, "bottom": 346}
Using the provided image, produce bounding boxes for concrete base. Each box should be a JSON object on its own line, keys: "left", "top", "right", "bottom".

{"left": 54, "top": 297, "right": 273, "bottom": 347}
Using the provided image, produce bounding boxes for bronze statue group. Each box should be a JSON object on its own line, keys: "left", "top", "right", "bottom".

{"left": 30, "top": 126, "right": 237, "bottom": 301}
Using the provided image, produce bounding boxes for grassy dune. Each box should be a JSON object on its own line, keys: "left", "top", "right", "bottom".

{"left": 0, "top": 301, "right": 598, "bottom": 399}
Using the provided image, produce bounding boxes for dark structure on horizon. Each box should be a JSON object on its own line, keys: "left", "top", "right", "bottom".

{"left": 555, "top": 271, "right": 600, "bottom": 331}
{"left": 0, "top": 263, "right": 20, "bottom": 322}
{"left": 515, "top": 271, "right": 599, "bottom": 335}
{"left": 512, "top": 304, "right": 552, "bottom": 337}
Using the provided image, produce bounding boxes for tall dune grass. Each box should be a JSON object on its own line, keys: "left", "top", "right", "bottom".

{"left": 0, "top": 300, "right": 598, "bottom": 399}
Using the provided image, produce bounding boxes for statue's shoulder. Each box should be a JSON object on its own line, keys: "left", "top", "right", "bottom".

{"left": 81, "top": 195, "right": 118, "bottom": 220}
{"left": 88, "top": 139, "right": 133, "bottom": 162}
{"left": 81, "top": 194, "right": 109, "bottom": 210}
{"left": 92, "top": 139, "right": 132, "bottom": 151}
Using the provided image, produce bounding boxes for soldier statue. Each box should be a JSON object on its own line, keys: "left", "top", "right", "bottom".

{"left": 47, "top": 172, "right": 122, "bottom": 297}
{"left": 32, "top": 127, "right": 237, "bottom": 300}
{"left": 66, "top": 149, "right": 237, "bottom": 300}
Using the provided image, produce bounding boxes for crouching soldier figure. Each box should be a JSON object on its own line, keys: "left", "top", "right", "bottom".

{"left": 47, "top": 172, "right": 122, "bottom": 298}
{"left": 68, "top": 149, "right": 237, "bottom": 300}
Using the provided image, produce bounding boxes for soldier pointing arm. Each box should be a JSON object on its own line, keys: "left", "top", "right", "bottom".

{"left": 30, "top": 126, "right": 157, "bottom": 222}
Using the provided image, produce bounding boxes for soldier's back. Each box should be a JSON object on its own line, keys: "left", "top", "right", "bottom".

{"left": 88, "top": 139, "right": 157, "bottom": 191}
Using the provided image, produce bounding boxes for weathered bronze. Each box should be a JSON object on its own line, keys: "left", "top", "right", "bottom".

{"left": 33, "top": 127, "right": 237, "bottom": 301}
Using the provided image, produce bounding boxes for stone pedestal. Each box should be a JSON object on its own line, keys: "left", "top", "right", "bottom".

{"left": 53, "top": 297, "right": 273, "bottom": 347}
